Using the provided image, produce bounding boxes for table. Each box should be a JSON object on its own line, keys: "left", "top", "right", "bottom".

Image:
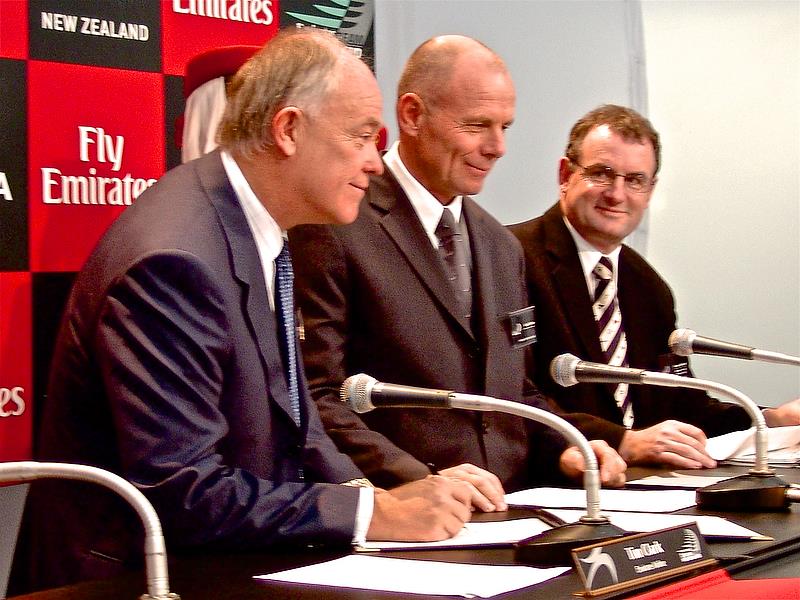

{"left": 10, "top": 465, "right": 800, "bottom": 599}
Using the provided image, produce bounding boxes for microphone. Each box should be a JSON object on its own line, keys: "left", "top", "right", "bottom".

{"left": 0, "top": 461, "right": 180, "bottom": 600}
{"left": 551, "top": 353, "right": 799, "bottom": 511}
{"left": 341, "top": 373, "right": 626, "bottom": 566}
{"left": 340, "top": 376, "right": 453, "bottom": 412}
{"left": 551, "top": 353, "right": 650, "bottom": 386}
{"left": 669, "top": 328, "right": 800, "bottom": 366}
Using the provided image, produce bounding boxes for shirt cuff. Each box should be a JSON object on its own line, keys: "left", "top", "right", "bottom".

{"left": 352, "top": 487, "right": 374, "bottom": 546}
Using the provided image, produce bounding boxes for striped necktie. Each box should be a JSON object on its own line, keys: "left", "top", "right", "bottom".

{"left": 275, "top": 240, "right": 302, "bottom": 428}
{"left": 435, "top": 207, "right": 472, "bottom": 320}
{"left": 593, "top": 257, "right": 633, "bottom": 428}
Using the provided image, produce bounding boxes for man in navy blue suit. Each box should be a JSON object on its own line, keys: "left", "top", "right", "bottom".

{"left": 27, "top": 28, "right": 472, "bottom": 591}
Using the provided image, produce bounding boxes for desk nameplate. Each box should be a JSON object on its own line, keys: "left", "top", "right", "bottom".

{"left": 571, "top": 522, "right": 717, "bottom": 596}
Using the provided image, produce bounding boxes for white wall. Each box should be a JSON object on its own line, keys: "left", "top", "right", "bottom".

{"left": 375, "top": 0, "right": 647, "bottom": 233}
{"left": 642, "top": 0, "right": 800, "bottom": 404}
{"left": 374, "top": 0, "right": 800, "bottom": 405}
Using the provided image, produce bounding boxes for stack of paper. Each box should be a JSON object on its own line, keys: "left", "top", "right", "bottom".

{"left": 256, "top": 555, "right": 570, "bottom": 597}
{"left": 705, "top": 425, "right": 800, "bottom": 466}
{"left": 356, "top": 517, "right": 551, "bottom": 551}
{"left": 542, "top": 509, "right": 771, "bottom": 541}
{"left": 504, "top": 486, "right": 697, "bottom": 513}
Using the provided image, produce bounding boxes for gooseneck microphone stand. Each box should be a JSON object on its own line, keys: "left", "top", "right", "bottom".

{"left": 0, "top": 461, "right": 180, "bottom": 600}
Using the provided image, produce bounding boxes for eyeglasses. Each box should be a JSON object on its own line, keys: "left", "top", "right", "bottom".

{"left": 570, "top": 159, "right": 654, "bottom": 193}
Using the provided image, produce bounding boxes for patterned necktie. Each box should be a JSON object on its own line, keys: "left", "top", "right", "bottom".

{"left": 592, "top": 257, "right": 633, "bottom": 428}
{"left": 275, "top": 240, "right": 302, "bottom": 427}
{"left": 435, "top": 207, "right": 472, "bottom": 320}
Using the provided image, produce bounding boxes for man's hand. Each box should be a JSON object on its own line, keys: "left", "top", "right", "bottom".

{"left": 763, "top": 398, "right": 800, "bottom": 427}
{"left": 559, "top": 440, "right": 627, "bottom": 488}
{"left": 367, "top": 475, "right": 473, "bottom": 541}
{"left": 618, "top": 420, "right": 716, "bottom": 469}
{"left": 438, "top": 463, "right": 507, "bottom": 512}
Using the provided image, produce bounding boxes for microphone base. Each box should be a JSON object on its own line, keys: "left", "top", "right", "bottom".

{"left": 514, "top": 520, "right": 627, "bottom": 567}
{"left": 696, "top": 474, "right": 792, "bottom": 511}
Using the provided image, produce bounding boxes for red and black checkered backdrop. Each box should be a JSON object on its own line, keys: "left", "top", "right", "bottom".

{"left": 0, "top": 0, "right": 375, "bottom": 462}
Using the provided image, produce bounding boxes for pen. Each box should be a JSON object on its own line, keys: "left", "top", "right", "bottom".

{"left": 426, "top": 462, "right": 440, "bottom": 475}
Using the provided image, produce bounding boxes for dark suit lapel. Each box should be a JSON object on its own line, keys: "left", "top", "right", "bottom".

{"left": 370, "top": 171, "right": 475, "bottom": 340}
{"left": 198, "top": 152, "right": 301, "bottom": 430}
{"left": 542, "top": 206, "right": 606, "bottom": 364}
{"left": 617, "top": 247, "right": 647, "bottom": 368}
{"left": 462, "top": 198, "right": 495, "bottom": 345}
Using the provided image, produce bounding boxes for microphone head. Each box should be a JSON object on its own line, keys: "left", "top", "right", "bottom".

{"left": 340, "top": 373, "right": 378, "bottom": 413}
{"left": 668, "top": 328, "right": 696, "bottom": 356}
{"left": 550, "top": 353, "right": 581, "bottom": 387}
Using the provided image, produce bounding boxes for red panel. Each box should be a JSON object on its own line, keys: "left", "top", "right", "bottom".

{"left": 0, "top": 272, "right": 32, "bottom": 460}
{"left": 0, "top": 0, "right": 28, "bottom": 59}
{"left": 161, "top": 0, "right": 277, "bottom": 76}
{"left": 28, "top": 61, "right": 165, "bottom": 272}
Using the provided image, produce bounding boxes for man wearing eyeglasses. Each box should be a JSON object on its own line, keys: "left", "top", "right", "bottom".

{"left": 509, "top": 104, "right": 800, "bottom": 469}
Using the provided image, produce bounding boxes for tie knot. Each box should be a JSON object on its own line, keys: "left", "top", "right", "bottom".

{"left": 435, "top": 208, "right": 458, "bottom": 240}
{"left": 277, "top": 239, "right": 291, "bottom": 263}
{"left": 594, "top": 256, "right": 613, "bottom": 281}
{"left": 276, "top": 240, "right": 293, "bottom": 285}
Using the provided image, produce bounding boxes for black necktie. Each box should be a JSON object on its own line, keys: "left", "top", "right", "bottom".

{"left": 435, "top": 207, "right": 472, "bottom": 319}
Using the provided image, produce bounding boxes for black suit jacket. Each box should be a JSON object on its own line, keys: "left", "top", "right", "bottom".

{"left": 289, "top": 169, "right": 566, "bottom": 491}
{"left": 27, "top": 151, "right": 362, "bottom": 590}
{"left": 509, "top": 204, "right": 750, "bottom": 449}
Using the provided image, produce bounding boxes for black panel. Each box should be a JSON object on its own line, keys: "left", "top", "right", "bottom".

{"left": 0, "top": 59, "right": 28, "bottom": 271}
{"left": 28, "top": 0, "right": 162, "bottom": 72}
{"left": 31, "top": 272, "right": 77, "bottom": 446}
{"left": 164, "top": 74, "right": 184, "bottom": 171}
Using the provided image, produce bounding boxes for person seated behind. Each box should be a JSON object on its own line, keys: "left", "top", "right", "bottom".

{"left": 24, "top": 28, "right": 474, "bottom": 592}
{"left": 509, "top": 104, "right": 800, "bottom": 470}
{"left": 179, "top": 44, "right": 261, "bottom": 163}
{"left": 289, "top": 35, "right": 626, "bottom": 515}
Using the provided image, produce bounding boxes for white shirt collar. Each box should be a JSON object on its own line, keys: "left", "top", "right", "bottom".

{"left": 563, "top": 216, "right": 622, "bottom": 298}
{"left": 220, "top": 150, "right": 284, "bottom": 310}
{"left": 383, "top": 141, "right": 464, "bottom": 248}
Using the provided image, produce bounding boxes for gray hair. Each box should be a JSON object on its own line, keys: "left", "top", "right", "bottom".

{"left": 218, "top": 28, "right": 351, "bottom": 157}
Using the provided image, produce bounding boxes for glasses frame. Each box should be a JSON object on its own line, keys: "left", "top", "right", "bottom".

{"left": 569, "top": 159, "right": 654, "bottom": 193}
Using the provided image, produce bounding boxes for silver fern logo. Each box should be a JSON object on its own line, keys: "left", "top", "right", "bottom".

{"left": 677, "top": 528, "right": 703, "bottom": 562}
{"left": 284, "top": 0, "right": 373, "bottom": 48}
{"left": 580, "top": 546, "right": 619, "bottom": 588}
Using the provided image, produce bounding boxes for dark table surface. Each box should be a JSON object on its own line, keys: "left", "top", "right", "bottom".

{"left": 10, "top": 465, "right": 800, "bottom": 599}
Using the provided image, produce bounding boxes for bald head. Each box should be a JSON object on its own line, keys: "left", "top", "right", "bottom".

{"left": 394, "top": 35, "right": 515, "bottom": 204}
{"left": 397, "top": 35, "right": 509, "bottom": 108}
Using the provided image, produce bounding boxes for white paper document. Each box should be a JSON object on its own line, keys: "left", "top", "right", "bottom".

{"left": 357, "top": 517, "right": 551, "bottom": 551}
{"left": 706, "top": 425, "right": 800, "bottom": 465}
{"left": 255, "top": 554, "right": 570, "bottom": 598}
{"left": 543, "top": 509, "right": 771, "bottom": 541}
{"left": 504, "top": 487, "right": 696, "bottom": 513}
{"left": 627, "top": 472, "right": 734, "bottom": 489}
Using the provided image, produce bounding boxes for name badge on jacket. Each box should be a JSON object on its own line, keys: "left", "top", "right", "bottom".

{"left": 658, "top": 352, "right": 690, "bottom": 377}
{"left": 505, "top": 306, "right": 536, "bottom": 348}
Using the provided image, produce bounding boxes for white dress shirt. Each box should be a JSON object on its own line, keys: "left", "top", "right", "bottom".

{"left": 383, "top": 141, "right": 465, "bottom": 243}
{"left": 563, "top": 216, "right": 622, "bottom": 300}
{"left": 220, "top": 150, "right": 373, "bottom": 545}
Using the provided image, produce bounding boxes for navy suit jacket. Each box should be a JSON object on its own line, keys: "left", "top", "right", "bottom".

{"left": 509, "top": 204, "right": 750, "bottom": 449}
{"left": 289, "top": 169, "right": 566, "bottom": 492}
{"left": 28, "top": 151, "right": 363, "bottom": 589}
